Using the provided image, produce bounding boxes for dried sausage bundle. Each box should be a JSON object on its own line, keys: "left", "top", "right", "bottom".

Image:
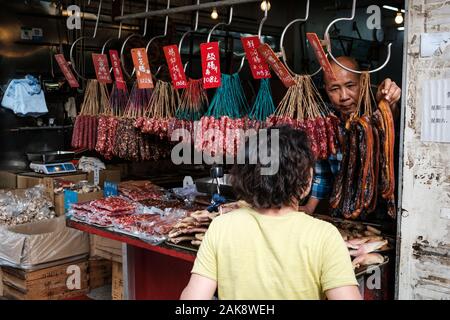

{"left": 195, "top": 73, "right": 250, "bottom": 157}
{"left": 95, "top": 83, "right": 128, "bottom": 160}
{"left": 330, "top": 73, "right": 396, "bottom": 220}
{"left": 71, "top": 80, "right": 110, "bottom": 151}
{"left": 266, "top": 75, "right": 339, "bottom": 160}
{"left": 136, "top": 80, "right": 179, "bottom": 139}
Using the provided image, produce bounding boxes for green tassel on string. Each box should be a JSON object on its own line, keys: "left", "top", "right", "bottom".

{"left": 249, "top": 78, "right": 275, "bottom": 121}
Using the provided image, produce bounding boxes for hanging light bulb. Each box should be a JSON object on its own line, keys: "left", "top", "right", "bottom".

{"left": 395, "top": 12, "right": 404, "bottom": 25}
{"left": 211, "top": 8, "right": 219, "bottom": 20}
{"left": 260, "top": 1, "right": 271, "bottom": 12}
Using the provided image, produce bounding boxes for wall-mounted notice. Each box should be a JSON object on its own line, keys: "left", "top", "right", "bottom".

{"left": 421, "top": 78, "right": 450, "bottom": 143}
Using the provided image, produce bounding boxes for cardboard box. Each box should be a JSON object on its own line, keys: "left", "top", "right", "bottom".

{"left": 2, "top": 259, "right": 88, "bottom": 300}
{"left": 0, "top": 171, "right": 21, "bottom": 189}
{"left": 87, "top": 169, "right": 121, "bottom": 187}
{"left": 106, "top": 164, "right": 129, "bottom": 180}
{"left": 90, "top": 235, "right": 122, "bottom": 263}
{"left": 111, "top": 261, "right": 123, "bottom": 300}
{"left": 54, "top": 190, "right": 103, "bottom": 216}
{"left": 0, "top": 216, "right": 90, "bottom": 268}
{"left": 16, "top": 172, "right": 87, "bottom": 202}
{"left": 89, "top": 258, "right": 112, "bottom": 290}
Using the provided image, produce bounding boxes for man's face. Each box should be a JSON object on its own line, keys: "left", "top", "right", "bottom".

{"left": 324, "top": 64, "right": 361, "bottom": 117}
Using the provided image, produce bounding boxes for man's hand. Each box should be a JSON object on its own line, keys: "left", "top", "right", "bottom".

{"left": 376, "top": 78, "right": 401, "bottom": 107}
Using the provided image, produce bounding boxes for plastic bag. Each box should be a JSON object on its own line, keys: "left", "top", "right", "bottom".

{"left": 1, "top": 75, "right": 48, "bottom": 116}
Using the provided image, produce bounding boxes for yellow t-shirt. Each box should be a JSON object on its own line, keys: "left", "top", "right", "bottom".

{"left": 192, "top": 207, "right": 358, "bottom": 300}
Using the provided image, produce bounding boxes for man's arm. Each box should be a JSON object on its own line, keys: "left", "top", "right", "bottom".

{"left": 180, "top": 274, "right": 217, "bottom": 300}
{"left": 325, "top": 286, "right": 362, "bottom": 300}
{"left": 299, "top": 197, "right": 320, "bottom": 215}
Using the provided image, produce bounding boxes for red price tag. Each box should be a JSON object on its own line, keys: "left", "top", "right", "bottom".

{"left": 306, "top": 33, "right": 337, "bottom": 81}
{"left": 163, "top": 45, "right": 188, "bottom": 89}
{"left": 92, "top": 53, "right": 112, "bottom": 84}
{"left": 109, "top": 50, "right": 126, "bottom": 90}
{"left": 131, "top": 48, "right": 154, "bottom": 89}
{"left": 54, "top": 54, "right": 79, "bottom": 88}
{"left": 200, "top": 42, "right": 221, "bottom": 89}
{"left": 241, "top": 36, "right": 271, "bottom": 80}
{"left": 257, "top": 43, "right": 295, "bottom": 88}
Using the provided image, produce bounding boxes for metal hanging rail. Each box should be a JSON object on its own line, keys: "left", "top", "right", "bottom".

{"left": 115, "top": 0, "right": 261, "bottom": 21}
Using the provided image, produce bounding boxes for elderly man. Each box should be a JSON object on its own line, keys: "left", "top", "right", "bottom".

{"left": 299, "top": 56, "right": 402, "bottom": 215}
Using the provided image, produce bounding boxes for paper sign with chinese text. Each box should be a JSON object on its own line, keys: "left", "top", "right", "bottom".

{"left": 421, "top": 78, "right": 450, "bottom": 143}
{"left": 163, "top": 45, "right": 188, "bottom": 89}
{"left": 257, "top": 43, "right": 295, "bottom": 88}
{"left": 109, "top": 50, "right": 126, "bottom": 90}
{"left": 54, "top": 54, "right": 79, "bottom": 88}
{"left": 306, "top": 33, "right": 336, "bottom": 81}
{"left": 200, "top": 42, "right": 221, "bottom": 89}
{"left": 241, "top": 36, "right": 271, "bottom": 79}
{"left": 92, "top": 53, "right": 112, "bottom": 84}
{"left": 131, "top": 48, "right": 154, "bottom": 89}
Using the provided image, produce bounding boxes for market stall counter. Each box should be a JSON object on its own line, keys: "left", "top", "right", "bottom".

{"left": 67, "top": 219, "right": 195, "bottom": 300}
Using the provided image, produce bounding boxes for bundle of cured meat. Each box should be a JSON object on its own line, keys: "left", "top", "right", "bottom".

{"left": 111, "top": 209, "right": 187, "bottom": 242}
{"left": 71, "top": 80, "right": 110, "bottom": 150}
{"left": 167, "top": 210, "right": 219, "bottom": 245}
{"left": 267, "top": 75, "right": 339, "bottom": 160}
{"left": 95, "top": 83, "right": 128, "bottom": 160}
{"left": 171, "top": 78, "right": 208, "bottom": 141}
{"left": 329, "top": 73, "right": 396, "bottom": 220}
{"left": 167, "top": 201, "right": 247, "bottom": 246}
{"left": 113, "top": 83, "right": 154, "bottom": 161}
{"left": 136, "top": 80, "right": 179, "bottom": 139}
{"left": 318, "top": 216, "right": 389, "bottom": 269}
{"left": 70, "top": 197, "right": 137, "bottom": 226}
{"left": 118, "top": 180, "right": 164, "bottom": 202}
{"left": 194, "top": 73, "right": 249, "bottom": 157}
{"left": 247, "top": 78, "right": 275, "bottom": 131}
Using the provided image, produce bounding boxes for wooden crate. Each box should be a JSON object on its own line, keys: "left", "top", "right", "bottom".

{"left": 89, "top": 258, "right": 112, "bottom": 290}
{"left": 2, "top": 259, "right": 89, "bottom": 300}
{"left": 111, "top": 262, "right": 123, "bottom": 300}
{"left": 90, "top": 235, "right": 123, "bottom": 263}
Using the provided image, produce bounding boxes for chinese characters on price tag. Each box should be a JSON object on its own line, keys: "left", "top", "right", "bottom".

{"left": 54, "top": 54, "right": 79, "bottom": 88}
{"left": 241, "top": 36, "right": 271, "bottom": 79}
{"left": 306, "top": 33, "right": 336, "bottom": 81}
{"left": 163, "top": 45, "right": 188, "bottom": 89}
{"left": 109, "top": 50, "right": 127, "bottom": 90}
{"left": 131, "top": 48, "right": 154, "bottom": 89}
{"left": 92, "top": 53, "right": 112, "bottom": 84}
{"left": 200, "top": 42, "right": 221, "bottom": 89}
{"left": 257, "top": 43, "right": 295, "bottom": 88}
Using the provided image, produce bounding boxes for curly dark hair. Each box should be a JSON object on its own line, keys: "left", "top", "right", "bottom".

{"left": 230, "top": 126, "right": 314, "bottom": 209}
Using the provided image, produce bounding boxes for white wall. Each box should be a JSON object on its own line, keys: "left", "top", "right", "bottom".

{"left": 398, "top": 0, "right": 450, "bottom": 300}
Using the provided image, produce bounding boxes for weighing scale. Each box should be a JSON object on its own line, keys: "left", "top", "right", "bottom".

{"left": 27, "top": 151, "right": 77, "bottom": 175}
{"left": 29, "top": 162, "right": 77, "bottom": 175}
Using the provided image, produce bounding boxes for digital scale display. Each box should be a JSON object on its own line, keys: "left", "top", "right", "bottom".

{"left": 30, "top": 162, "right": 77, "bottom": 175}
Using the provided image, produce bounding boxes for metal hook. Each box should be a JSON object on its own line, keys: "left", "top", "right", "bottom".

{"left": 178, "top": 0, "right": 200, "bottom": 77}
{"left": 144, "top": 0, "right": 171, "bottom": 77}
{"left": 69, "top": 0, "right": 104, "bottom": 81}
{"left": 120, "top": 0, "right": 152, "bottom": 79}
{"left": 279, "top": 0, "right": 320, "bottom": 77}
{"left": 257, "top": 2, "right": 268, "bottom": 40}
{"left": 324, "top": 0, "right": 392, "bottom": 74}
{"left": 101, "top": 0, "right": 126, "bottom": 54}
{"left": 207, "top": 6, "right": 233, "bottom": 43}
